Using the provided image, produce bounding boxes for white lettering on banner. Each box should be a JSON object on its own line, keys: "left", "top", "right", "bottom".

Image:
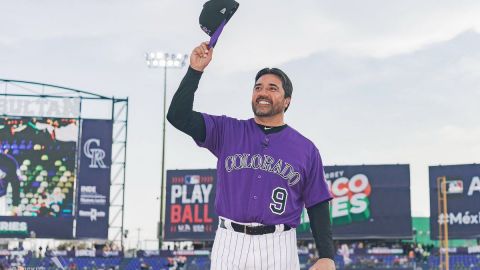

{"left": 171, "top": 185, "right": 182, "bottom": 204}
{"left": 75, "top": 250, "right": 95, "bottom": 257}
{"left": 0, "top": 221, "right": 28, "bottom": 232}
{"left": 80, "top": 197, "right": 107, "bottom": 205}
{"left": 328, "top": 174, "right": 370, "bottom": 197}
{"left": 0, "top": 250, "right": 29, "bottom": 256}
{"left": 324, "top": 171, "right": 344, "bottom": 180}
{"left": 81, "top": 186, "right": 97, "bottom": 193}
{"left": 144, "top": 250, "right": 160, "bottom": 257}
{"left": 173, "top": 250, "right": 210, "bottom": 256}
{"left": 193, "top": 224, "right": 205, "bottom": 232}
{"left": 350, "top": 193, "right": 369, "bottom": 214}
{"left": 438, "top": 212, "right": 480, "bottom": 225}
{"left": 79, "top": 185, "right": 107, "bottom": 205}
{"left": 47, "top": 100, "right": 60, "bottom": 115}
{"left": 103, "top": 251, "right": 120, "bottom": 257}
{"left": 468, "top": 246, "right": 480, "bottom": 254}
{"left": 51, "top": 250, "right": 68, "bottom": 256}
{"left": 332, "top": 196, "right": 349, "bottom": 217}
{"left": 0, "top": 97, "right": 80, "bottom": 117}
{"left": 83, "top": 139, "right": 108, "bottom": 169}
{"left": 332, "top": 178, "right": 349, "bottom": 196}
{"left": 367, "top": 248, "right": 403, "bottom": 255}
{"left": 201, "top": 184, "right": 212, "bottom": 203}
{"left": 440, "top": 248, "right": 457, "bottom": 254}
{"left": 178, "top": 224, "right": 191, "bottom": 232}
{"left": 79, "top": 208, "right": 106, "bottom": 221}
{"left": 468, "top": 177, "right": 480, "bottom": 196}
{"left": 170, "top": 184, "right": 212, "bottom": 204}
{"left": 328, "top": 174, "right": 371, "bottom": 219}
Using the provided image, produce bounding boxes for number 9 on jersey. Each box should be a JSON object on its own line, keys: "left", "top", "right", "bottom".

{"left": 270, "top": 187, "right": 288, "bottom": 215}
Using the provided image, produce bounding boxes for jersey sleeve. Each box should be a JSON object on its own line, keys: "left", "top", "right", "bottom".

{"left": 302, "top": 147, "right": 332, "bottom": 208}
{"left": 194, "top": 113, "right": 226, "bottom": 157}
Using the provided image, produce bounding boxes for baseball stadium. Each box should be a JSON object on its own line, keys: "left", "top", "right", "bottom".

{"left": 0, "top": 77, "right": 479, "bottom": 269}
{"left": 2, "top": 1, "right": 480, "bottom": 270}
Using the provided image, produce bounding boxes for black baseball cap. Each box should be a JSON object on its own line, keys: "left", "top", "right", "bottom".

{"left": 199, "top": 0, "right": 239, "bottom": 48}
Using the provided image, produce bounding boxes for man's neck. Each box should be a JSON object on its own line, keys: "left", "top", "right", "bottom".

{"left": 253, "top": 115, "right": 285, "bottom": 127}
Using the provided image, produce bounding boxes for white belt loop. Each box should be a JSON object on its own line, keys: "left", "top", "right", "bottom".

{"left": 225, "top": 219, "right": 234, "bottom": 231}
{"left": 219, "top": 217, "right": 235, "bottom": 231}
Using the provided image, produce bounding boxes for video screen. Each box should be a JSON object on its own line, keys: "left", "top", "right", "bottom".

{"left": 0, "top": 116, "right": 78, "bottom": 217}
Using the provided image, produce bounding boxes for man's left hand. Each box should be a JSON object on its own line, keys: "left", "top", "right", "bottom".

{"left": 309, "top": 258, "right": 336, "bottom": 270}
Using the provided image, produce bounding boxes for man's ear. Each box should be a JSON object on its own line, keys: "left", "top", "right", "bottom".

{"left": 284, "top": 97, "right": 291, "bottom": 109}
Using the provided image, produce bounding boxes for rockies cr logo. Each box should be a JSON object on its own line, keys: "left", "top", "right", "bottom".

{"left": 84, "top": 139, "right": 108, "bottom": 169}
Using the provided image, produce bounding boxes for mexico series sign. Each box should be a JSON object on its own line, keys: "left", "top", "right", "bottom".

{"left": 430, "top": 164, "right": 480, "bottom": 239}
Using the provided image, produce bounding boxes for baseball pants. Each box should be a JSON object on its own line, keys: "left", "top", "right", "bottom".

{"left": 210, "top": 217, "right": 300, "bottom": 270}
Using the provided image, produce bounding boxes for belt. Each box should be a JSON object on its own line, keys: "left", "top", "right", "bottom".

{"left": 219, "top": 218, "right": 291, "bottom": 235}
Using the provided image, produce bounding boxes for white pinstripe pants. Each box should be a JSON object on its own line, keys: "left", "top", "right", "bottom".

{"left": 210, "top": 220, "right": 300, "bottom": 270}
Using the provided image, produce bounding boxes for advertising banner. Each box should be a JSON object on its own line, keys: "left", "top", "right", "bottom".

{"left": 75, "top": 119, "right": 113, "bottom": 239}
{"left": 429, "top": 164, "right": 480, "bottom": 239}
{"left": 297, "top": 165, "right": 412, "bottom": 239}
{"left": 164, "top": 165, "right": 412, "bottom": 240}
{"left": 164, "top": 169, "right": 216, "bottom": 240}
{"left": 0, "top": 116, "right": 77, "bottom": 238}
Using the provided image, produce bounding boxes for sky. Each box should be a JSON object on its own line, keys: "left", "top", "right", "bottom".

{"left": 1, "top": 0, "right": 480, "bottom": 249}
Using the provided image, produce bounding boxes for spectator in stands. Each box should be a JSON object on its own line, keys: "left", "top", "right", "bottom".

{"left": 357, "top": 241, "right": 364, "bottom": 249}
{"left": 187, "top": 258, "right": 200, "bottom": 270}
{"left": 68, "top": 259, "right": 78, "bottom": 270}
{"left": 414, "top": 244, "right": 422, "bottom": 262}
{"left": 393, "top": 256, "right": 401, "bottom": 266}
{"left": 339, "top": 244, "right": 352, "bottom": 267}
{"left": 166, "top": 257, "right": 177, "bottom": 270}
{"left": 176, "top": 256, "right": 187, "bottom": 270}
{"left": 90, "top": 260, "right": 97, "bottom": 270}
{"left": 307, "top": 254, "right": 319, "bottom": 268}
{"left": 140, "top": 262, "right": 150, "bottom": 270}
{"left": 408, "top": 249, "right": 415, "bottom": 261}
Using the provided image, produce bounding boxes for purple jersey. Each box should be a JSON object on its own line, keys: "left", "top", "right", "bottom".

{"left": 195, "top": 114, "right": 332, "bottom": 227}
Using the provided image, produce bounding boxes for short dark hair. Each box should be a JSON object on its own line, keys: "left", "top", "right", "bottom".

{"left": 255, "top": 67, "right": 293, "bottom": 111}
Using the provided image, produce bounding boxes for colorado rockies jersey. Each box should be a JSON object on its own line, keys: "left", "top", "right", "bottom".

{"left": 196, "top": 114, "right": 332, "bottom": 227}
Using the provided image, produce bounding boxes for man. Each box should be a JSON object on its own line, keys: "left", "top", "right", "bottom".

{"left": 0, "top": 150, "right": 21, "bottom": 215}
{"left": 167, "top": 42, "right": 335, "bottom": 270}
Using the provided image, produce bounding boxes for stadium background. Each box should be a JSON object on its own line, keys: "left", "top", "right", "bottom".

{"left": 1, "top": 84, "right": 479, "bottom": 269}
{"left": 1, "top": 2, "right": 480, "bottom": 269}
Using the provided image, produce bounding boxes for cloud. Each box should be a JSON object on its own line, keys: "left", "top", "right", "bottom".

{"left": 212, "top": 0, "right": 480, "bottom": 71}
{"left": 3, "top": 1, "right": 480, "bottom": 72}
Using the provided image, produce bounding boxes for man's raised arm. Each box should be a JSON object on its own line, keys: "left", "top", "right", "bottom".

{"left": 167, "top": 42, "right": 213, "bottom": 142}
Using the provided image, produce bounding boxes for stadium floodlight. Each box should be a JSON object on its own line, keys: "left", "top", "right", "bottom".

{"left": 145, "top": 52, "right": 188, "bottom": 68}
{"left": 145, "top": 51, "right": 188, "bottom": 251}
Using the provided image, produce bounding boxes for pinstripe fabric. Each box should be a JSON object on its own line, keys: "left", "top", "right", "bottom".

{"left": 211, "top": 224, "right": 299, "bottom": 270}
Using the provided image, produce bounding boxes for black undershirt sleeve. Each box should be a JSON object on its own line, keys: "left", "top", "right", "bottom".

{"left": 307, "top": 200, "right": 335, "bottom": 260}
{"left": 166, "top": 67, "right": 206, "bottom": 142}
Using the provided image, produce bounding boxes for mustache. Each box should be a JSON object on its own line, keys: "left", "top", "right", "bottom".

{"left": 255, "top": 96, "right": 272, "bottom": 103}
